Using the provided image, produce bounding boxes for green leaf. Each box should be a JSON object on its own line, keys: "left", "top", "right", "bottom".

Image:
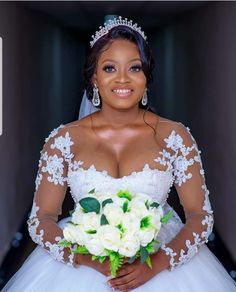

{"left": 145, "top": 241, "right": 155, "bottom": 253}
{"left": 122, "top": 200, "right": 129, "bottom": 213}
{"left": 100, "top": 214, "right": 109, "bottom": 225}
{"left": 58, "top": 239, "right": 71, "bottom": 248}
{"left": 85, "top": 229, "right": 97, "bottom": 234}
{"left": 140, "top": 216, "right": 151, "bottom": 229}
{"left": 116, "top": 223, "right": 126, "bottom": 233}
{"left": 102, "top": 198, "right": 113, "bottom": 208}
{"left": 145, "top": 255, "right": 152, "bottom": 269}
{"left": 72, "top": 245, "right": 89, "bottom": 254}
{"left": 117, "top": 190, "right": 133, "bottom": 201}
{"left": 92, "top": 255, "right": 107, "bottom": 263}
{"left": 108, "top": 251, "right": 123, "bottom": 277}
{"left": 79, "top": 197, "right": 100, "bottom": 214}
{"left": 161, "top": 210, "right": 173, "bottom": 224}
{"left": 140, "top": 246, "right": 148, "bottom": 264}
{"left": 145, "top": 200, "right": 150, "bottom": 210}
{"left": 88, "top": 188, "right": 96, "bottom": 194}
{"left": 150, "top": 202, "right": 160, "bottom": 208}
{"left": 98, "top": 256, "right": 107, "bottom": 263}
{"left": 128, "top": 255, "right": 136, "bottom": 264}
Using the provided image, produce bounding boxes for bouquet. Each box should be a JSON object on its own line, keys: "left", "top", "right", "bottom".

{"left": 60, "top": 189, "right": 172, "bottom": 276}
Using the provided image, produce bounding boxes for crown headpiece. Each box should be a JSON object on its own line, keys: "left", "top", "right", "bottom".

{"left": 90, "top": 16, "right": 147, "bottom": 48}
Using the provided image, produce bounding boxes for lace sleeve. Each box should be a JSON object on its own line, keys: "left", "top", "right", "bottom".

{"left": 27, "top": 125, "right": 76, "bottom": 267}
{"left": 160, "top": 123, "right": 214, "bottom": 270}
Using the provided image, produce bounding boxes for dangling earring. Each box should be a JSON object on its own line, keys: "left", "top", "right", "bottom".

{"left": 141, "top": 88, "right": 148, "bottom": 106}
{"left": 92, "top": 85, "right": 100, "bottom": 106}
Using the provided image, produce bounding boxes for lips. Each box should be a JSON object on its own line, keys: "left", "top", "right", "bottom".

{"left": 112, "top": 88, "right": 133, "bottom": 98}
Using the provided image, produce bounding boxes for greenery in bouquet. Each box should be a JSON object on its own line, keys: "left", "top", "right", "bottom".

{"left": 59, "top": 189, "right": 173, "bottom": 277}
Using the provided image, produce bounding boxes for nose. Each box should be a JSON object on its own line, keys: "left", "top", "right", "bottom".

{"left": 115, "top": 69, "right": 130, "bottom": 84}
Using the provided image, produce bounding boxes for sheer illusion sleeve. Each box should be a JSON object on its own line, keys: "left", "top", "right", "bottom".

{"left": 27, "top": 125, "right": 76, "bottom": 267}
{"left": 159, "top": 123, "right": 214, "bottom": 270}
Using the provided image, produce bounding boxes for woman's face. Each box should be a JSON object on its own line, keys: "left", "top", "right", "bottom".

{"left": 93, "top": 39, "right": 147, "bottom": 110}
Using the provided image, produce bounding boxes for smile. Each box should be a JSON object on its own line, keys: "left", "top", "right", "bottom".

{"left": 112, "top": 89, "right": 132, "bottom": 97}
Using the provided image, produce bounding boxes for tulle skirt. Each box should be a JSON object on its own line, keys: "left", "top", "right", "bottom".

{"left": 3, "top": 217, "right": 236, "bottom": 292}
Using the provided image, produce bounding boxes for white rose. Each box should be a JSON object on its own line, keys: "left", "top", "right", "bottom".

{"left": 112, "top": 196, "right": 126, "bottom": 207}
{"left": 122, "top": 213, "right": 140, "bottom": 234}
{"left": 81, "top": 212, "right": 101, "bottom": 231}
{"left": 95, "top": 191, "right": 114, "bottom": 204}
{"left": 103, "top": 203, "right": 123, "bottom": 226}
{"left": 149, "top": 208, "right": 163, "bottom": 232}
{"left": 119, "top": 233, "right": 140, "bottom": 257}
{"left": 85, "top": 236, "right": 105, "bottom": 256}
{"left": 63, "top": 223, "right": 88, "bottom": 245}
{"left": 97, "top": 225, "right": 121, "bottom": 251}
{"left": 63, "top": 224, "right": 77, "bottom": 243}
{"left": 138, "top": 229, "right": 155, "bottom": 247}
{"left": 135, "top": 193, "right": 152, "bottom": 204}
{"left": 71, "top": 207, "right": 84, "bottom": 224}
{"left": 129, "top": 200, "right": 149, "bottom": 219}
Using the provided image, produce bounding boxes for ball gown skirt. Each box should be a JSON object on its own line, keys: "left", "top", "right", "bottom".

{"left": 3, "top": 217, "right": 236, "bottom": 292}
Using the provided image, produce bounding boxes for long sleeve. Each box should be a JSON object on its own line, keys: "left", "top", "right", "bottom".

{"left": 158, "top": 123, "right": 214, "bottom": 270}
{"left": 27, "top": 125, "right": 76, "bottom": 267}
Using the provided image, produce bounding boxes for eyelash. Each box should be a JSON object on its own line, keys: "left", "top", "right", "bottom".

{"left": 102, "top": 65, "right": 142, "bottom": 73}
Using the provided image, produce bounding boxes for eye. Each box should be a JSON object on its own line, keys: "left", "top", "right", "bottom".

{"left": 129, "top": 65, "right": 143, "bottom": 72}
{"left": 103, "top": 65, "right": 116, "bottom": 73}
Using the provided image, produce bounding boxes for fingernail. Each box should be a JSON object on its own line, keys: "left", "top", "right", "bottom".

{"left": 107, "top": 282, "right": 111, "bottom": 287}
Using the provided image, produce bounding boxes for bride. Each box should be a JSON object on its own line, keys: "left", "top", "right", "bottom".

{"left": 3, "top": 16, "right": 236, "bottom": 291}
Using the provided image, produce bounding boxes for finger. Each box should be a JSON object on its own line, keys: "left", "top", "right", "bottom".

{"left": 113, "top": 278, "right": 137, "bottom": 291}
{"left": 109, "top": 271, "right": 135, "bottom": 287}
{"left": 115, "top": 265, "right": 134, "bottom": 277}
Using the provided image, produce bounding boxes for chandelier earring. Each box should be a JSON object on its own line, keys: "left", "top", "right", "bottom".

{"left": 141, "top": 88, "right": 148, "bottom": 106}
{"left": 92, "top": 85, "right": 100, "bottom": 107}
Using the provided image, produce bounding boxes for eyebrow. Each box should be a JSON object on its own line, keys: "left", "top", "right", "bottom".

{"left": 101, "top": 58, "right": 142, "bottom": 64}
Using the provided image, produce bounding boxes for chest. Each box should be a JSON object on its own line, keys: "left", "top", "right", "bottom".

{"left": 71, "top": 129, "right": 168, "bottom": 178}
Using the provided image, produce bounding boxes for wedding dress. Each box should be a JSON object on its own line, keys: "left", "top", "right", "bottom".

{"left": 3, "top": 121, "right": 236, "bottom": 292}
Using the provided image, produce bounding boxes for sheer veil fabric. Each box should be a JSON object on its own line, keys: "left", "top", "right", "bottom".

{"left": 78, "top": 90, "right": 100, "bottom": 120}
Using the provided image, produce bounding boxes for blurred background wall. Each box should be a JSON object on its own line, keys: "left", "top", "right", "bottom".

{"left": 0, "top": 0, "right": 235, "bottom": 284}
{"left": 0, "top": 1, "right": 84, "bottom": 266}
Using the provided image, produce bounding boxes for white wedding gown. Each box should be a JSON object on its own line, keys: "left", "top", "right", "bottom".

{"left": 3, "top": 122, "right": 236, "bottom": 292}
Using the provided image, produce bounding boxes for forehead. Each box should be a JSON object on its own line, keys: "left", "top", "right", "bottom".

{"left": 98, "top": 39, "right": 141, "bottom": 63}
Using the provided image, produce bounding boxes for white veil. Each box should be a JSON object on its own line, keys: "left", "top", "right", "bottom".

{"left": 78, "top": 90, "right": 100, "bottom": 120}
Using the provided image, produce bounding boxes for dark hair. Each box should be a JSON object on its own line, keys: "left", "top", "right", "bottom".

{"left": 83, "top": 25, "right": 155, "bottom": 109}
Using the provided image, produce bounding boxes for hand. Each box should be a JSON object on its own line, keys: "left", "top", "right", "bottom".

{"left": 107, "top": 251, "right": 169, "bottom": 292}
{"left": 75, "top": 254, "right": 111, "bottom": 277}
{"left": 107, "top": 258, "right": 157, "bottom": 292}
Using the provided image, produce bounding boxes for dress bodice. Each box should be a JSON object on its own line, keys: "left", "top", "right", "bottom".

{"left": 27, "top": 122, "right": 214, "bottom": 271}
{"left": 67, "top": 163, "right": 174, "bottom": 205}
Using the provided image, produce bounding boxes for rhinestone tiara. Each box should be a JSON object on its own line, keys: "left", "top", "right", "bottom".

{"left": 90, "top": 16, "right": 147, "bottom": 48}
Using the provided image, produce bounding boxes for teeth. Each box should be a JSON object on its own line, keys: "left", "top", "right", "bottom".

{"left": 113, "top": 89, "right": 131, "bottom": 94}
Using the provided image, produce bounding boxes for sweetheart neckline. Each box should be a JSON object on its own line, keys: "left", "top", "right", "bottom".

{"left": 68, "top": 162, "right": 172, "bottom": 180}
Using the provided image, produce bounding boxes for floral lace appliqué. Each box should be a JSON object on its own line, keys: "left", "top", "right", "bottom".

{"left": 40, "top": 152, "right": 66, "bottom": 186}
{"left": 159, "top": 124, "right": 214, "bottom": 270}
{"left": 50, "top": 132, "right": 74, "bottom": 162}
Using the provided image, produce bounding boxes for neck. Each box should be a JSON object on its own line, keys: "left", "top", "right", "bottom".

{"left": 97, "top": 104, "right": 143, "bottom": 128}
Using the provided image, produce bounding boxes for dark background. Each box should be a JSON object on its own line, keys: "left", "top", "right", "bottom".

{"left": 0, "top": 1, "right": 236, "bottom": 287}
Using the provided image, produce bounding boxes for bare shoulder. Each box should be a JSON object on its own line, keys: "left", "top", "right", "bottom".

{"left": 153, "top": 114, "right": 191, "bottom": 143}
{"left": 63, "top": 114, "right": 94, "bottom": 135}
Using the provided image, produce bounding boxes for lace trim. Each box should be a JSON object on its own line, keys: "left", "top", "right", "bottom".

{"left": 27, "top": 202, "right": 44, "bottom": 247}
{"left": 159, "top": 125, "right": 214, "bottom": 270}
{"left": 28, "top": 202, "right": 76, "bottom": 267}
{"left": 44, "top": 124, "right": 65, "bottom": 143}
{"left": 50, "top": 131, "right": 74, "bottom": 162}
{"left": 40, "top": 152, "right": 66, "bottom": 186}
